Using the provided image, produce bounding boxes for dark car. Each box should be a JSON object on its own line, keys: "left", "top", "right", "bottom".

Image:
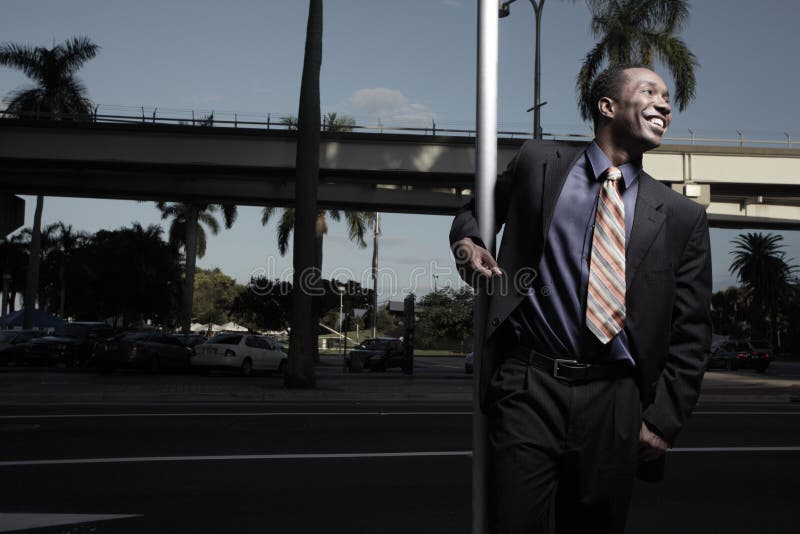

{"left": 346, "top": 337, "right": 407, "bottom": 372}
{"left": 0, "top": 330, "right": 44, "bottom": 366}
{"left": 95, "top": 331, "right": 194, "bottom": 373}
{"left": 465, "top": 352, "right": 474, "bottom": 374}
{"left": 25, "top": 322, "right": 114, "bottom": 367}
{"left": 708, "top": 339, "right": 771, "bottom": 372}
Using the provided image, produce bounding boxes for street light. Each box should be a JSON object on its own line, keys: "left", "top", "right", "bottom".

{"left": 499, "top": 0, "right": 547, "bottom": 139}
{"left": 335, "top": 281, "right": 346, "bottom": 367}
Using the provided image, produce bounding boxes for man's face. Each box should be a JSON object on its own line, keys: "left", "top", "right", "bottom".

{"left": 605, "top": 68, "right": 672, "bottom": 152}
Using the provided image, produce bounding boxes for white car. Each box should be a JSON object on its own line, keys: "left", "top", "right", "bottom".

{"left": 192, "top": 333, "right": 286, "bottom": 376}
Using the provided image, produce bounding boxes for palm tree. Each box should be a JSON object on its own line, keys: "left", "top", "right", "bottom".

{"left": 576, "top": 0, "right": 698, "bottom": 121}
{"left": 262, "top": 208, "right": 372, "bottom": 263}
{"left": 286, "top": 0, "right": 323, "bottom": 388}
{"left": 0, "top": 35, "right": 99, "bottom": 328}
{"left": 729, "top": 232, "right": 797, "bottom": 348}
{"left": 46, "top": 223, "right": 89, "bottom": 318}
{"left": 155, "top": 202, "right": 237, "bottom": 333}
{"left": 261, "top": 207, "right": 373, "bottom": 363}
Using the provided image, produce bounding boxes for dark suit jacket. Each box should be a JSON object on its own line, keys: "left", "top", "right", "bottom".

{"left": 450, "top": 140, "right": 712, "bottom": 481}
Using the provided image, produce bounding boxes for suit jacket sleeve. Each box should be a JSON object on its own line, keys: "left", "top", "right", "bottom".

{"left": 449, "top": 151, "right": 520, "bottom": 254}
{"left": 642, "top": 206, "right": 712, "bottom": 443}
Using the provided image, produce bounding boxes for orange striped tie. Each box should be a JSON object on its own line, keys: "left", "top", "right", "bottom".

{"left": 586, "top": 166, "right": 626, "bottom": 344}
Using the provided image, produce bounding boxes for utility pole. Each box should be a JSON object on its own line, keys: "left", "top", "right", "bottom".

{"left": 371, "top": 212, "right": 380, "bottom": 339}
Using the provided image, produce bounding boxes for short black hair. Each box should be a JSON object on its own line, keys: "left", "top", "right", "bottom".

{"left": 588, "top": 62, "right": 650, "bottom": 126}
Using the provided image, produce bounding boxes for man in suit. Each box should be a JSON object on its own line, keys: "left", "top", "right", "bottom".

{"left": 450, "top": 64, "right": 711, "bottom": 533}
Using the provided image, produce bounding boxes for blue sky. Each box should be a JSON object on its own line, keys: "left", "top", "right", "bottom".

{"left": 1, "top": 0, "right": 798, "bottom": 298}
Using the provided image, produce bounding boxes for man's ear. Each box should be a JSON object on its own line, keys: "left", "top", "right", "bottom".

{"left": 598, "top": 96, "right": 615, "bottom": 120}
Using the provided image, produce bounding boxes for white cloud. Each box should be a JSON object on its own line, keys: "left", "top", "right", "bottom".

{"left": 347, "top": 87, "right": 436, "bottom": 125}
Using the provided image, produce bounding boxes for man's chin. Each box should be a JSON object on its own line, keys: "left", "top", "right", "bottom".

{"left": 642, "top": 134, "right": 664, "bottom": 151}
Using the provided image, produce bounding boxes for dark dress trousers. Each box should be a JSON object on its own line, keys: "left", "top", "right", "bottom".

{"left": 449, "top": 140, "right": 712, "bottom": 528}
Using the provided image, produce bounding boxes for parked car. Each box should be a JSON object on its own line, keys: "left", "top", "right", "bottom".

{"left": 0, "top": 330, "right": 44, "bottom": 366}
{"left": 94, "top": 331, "right": 194, "bottom": 373}
{"left": 191, "top": 333, "right": 286, "bottom": 376}
{"left": 708, "top": 339, "right": 771, "bottom": 372}
{"left": 465, "top": 352, "right": 474, "bottom": 374}
{"left": 25, "top": 322, "right": 114, "bottom": 367}
{"left": 173, "top": 333, "right": 207, "bottom": 352}
{"left": 346, "top": 337, "right": 407, "bottom": 372}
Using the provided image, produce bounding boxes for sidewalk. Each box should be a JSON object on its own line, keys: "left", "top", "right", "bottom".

{"left": 0, "top": 358, "right": 797, "bottom": 404}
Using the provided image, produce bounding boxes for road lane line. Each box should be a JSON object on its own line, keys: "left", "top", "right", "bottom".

{"left": 2, "top": 447, "right": 800, "bottom": 467}
{"left": 0, "top": 451, "right": 472, "bottom": 467}
{"left": 0, "top": 412, "right": 473, "bottom": 419}
{"left": 5, "top": 410, "right": 800, "bottom": 419}
{"left": 0, "top": 513, "right": 141, "bottom": 533}
{"left": 694, "top": 411, "right": 800, "bottom": 415}
{"left": 671, "top": 447, "right": 800, "bottom": 452}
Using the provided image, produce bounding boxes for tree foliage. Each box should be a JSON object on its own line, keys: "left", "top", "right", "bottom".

{"left": 577, "top": 0, "right": 698, "bottom": 121}
{"left": 729, "top": 232, "right": 797, "bottom": 345}
{"left": 415, "top": 287, "right": 474, "bottom": 351}
{"left": 0, "top": 35, "right": 99, "bottom": 119}
{"left": 230, "top": 277, "right": 294, "bottom": 332}
{"left": 193, "top": 267, "right": 243, "bottom": 325}
{"left": 63, "top": 224, "right": 181, "bottom": 327}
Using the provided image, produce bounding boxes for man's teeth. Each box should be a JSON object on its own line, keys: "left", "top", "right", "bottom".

{"left": 649, "top": 118, "right": 665, "bottom": 128}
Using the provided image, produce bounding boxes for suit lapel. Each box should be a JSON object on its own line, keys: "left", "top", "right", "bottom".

{"left": 540, "top": 146, "right": 584, "bottom": 243}
{"left": 626, "top": 172, "right": 666, "bottom": 287}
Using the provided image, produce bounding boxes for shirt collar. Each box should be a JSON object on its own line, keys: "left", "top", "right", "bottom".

{"left": 586, "top": 141, "right": 642, "bottom": 190}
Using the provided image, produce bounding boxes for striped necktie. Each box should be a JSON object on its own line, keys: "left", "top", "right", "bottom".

{"left": 586, "top": 166, "right": 626, "bottom": 344}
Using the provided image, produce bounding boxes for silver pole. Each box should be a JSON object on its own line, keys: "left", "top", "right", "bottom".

{"left": 474, "top": 2, "right": 498, "bottom": 533}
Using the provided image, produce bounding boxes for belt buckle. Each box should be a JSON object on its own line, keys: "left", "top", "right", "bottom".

{"left": 553, "top": 358, "right": 580, "bottom": 381}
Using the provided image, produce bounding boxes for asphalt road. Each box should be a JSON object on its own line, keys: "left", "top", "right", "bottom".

{"left": 1, "top": 398, "right": 799, "bottom": 533}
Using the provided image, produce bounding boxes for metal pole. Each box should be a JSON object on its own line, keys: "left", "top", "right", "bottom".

{"left": 531, "top": 0, "right": 545, "bottom": 139}
{"left": 371, "top": 212, "right": 380, "bottom": 339}
{"left": 475, "top": 2, "right": 498, "bottom": 533}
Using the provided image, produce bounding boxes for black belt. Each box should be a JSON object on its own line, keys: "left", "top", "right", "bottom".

{"left": 508, "top": 346, "right": 632, "bottom": 383}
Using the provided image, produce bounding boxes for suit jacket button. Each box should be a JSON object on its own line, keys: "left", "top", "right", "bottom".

{"left": 491, "top": 318, "right": 499, "bottom": 327}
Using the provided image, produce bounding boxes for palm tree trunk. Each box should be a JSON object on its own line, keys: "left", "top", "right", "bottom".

{"left": 286, "top": 0, "right": 322, "bottom": 389}
{"left": 58, "top": 262, "right": 66, "bottom": 318}
{"left": 23, "top": 195, "right": 44, "bottom": 329}
{"left": 181, "top": 204, "right": 200, "bottom": 334}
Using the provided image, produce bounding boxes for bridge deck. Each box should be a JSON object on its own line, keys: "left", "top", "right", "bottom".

{"left": 1, "top": 120, "right": 798, "bottom": 228}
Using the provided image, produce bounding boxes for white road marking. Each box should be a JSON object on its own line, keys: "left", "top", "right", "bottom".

{"left": 0, "top": 513, "right": 140, "bottom": 532}
{"left": 694, "top": 411, "right": 800, "bottom": 415}
{"left": 0, "top": 411, "right": 472, "bottom": 419}
{"left": 1, "top": 447, "right": 799, "bottom": 468}
{"left": 0, "top": 451, "right": 471, "bottom": 467}
{"left": 671, "top": 447, "right": 800, "bottom": 453}
{"left": 3, "top": 410, "right": 800, "bottom": 419}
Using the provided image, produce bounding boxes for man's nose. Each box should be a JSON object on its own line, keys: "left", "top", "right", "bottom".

{"left": 656, "top": 98, "right": 671, "bottom": 115}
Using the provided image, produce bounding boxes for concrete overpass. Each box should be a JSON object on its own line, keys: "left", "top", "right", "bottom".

{"left": 0, "top": 119, "right": 798, "bottom": 229}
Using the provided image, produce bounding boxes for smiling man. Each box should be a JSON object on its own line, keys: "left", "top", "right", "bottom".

{"left": 450, "top": 64, "right": 712, "bottom": 533}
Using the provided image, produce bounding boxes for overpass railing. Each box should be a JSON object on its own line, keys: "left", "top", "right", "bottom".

{"left": 2, "top": 106, "right": 799, "bottom": 149}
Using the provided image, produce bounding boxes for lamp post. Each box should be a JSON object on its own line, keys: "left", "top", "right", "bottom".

{"left": 336, "top": 282, "right": 346, "bottom": 367}
{"left": 499, "top": 0, "right": 547, "bottom": 139}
